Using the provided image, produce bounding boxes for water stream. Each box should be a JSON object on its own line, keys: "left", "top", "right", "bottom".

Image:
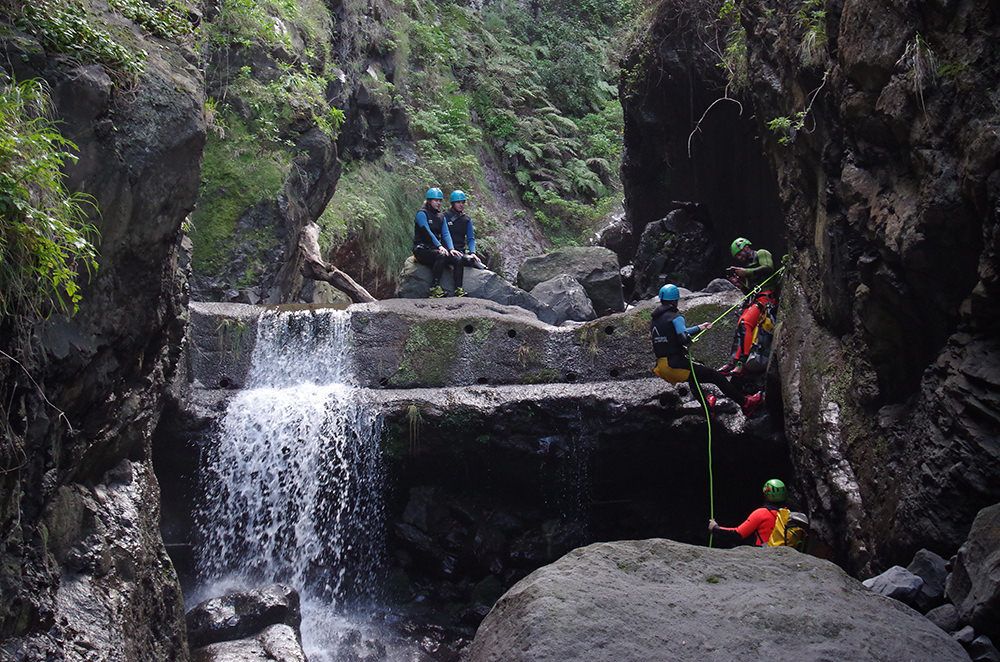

{"left": 193, "top": 309, "right": 413, "bottom": 658}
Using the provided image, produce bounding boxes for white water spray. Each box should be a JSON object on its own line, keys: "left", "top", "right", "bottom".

{"left": 195, "top": 309, "right": 385, "bottom": 607}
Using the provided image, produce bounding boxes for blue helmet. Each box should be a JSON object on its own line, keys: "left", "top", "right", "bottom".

{"left": 659, "top": 284, "right": 680, "bottom": 302}
{"left": 449, "top": 190, "right": 467, "bottom": 203}
{"left": 425, "top": 187, "right": 444, "bottom": 200}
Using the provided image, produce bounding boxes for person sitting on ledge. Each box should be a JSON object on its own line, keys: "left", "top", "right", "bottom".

{"left": 444, "top": 190, "right": 486, "bottom": 273}
{"left": 412, "top": 187, "right": 465, "bottom": 298}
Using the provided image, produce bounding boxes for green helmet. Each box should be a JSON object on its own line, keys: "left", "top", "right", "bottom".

{"left": 763, "top": 478, "right": 786, "bottom": 503}
{"left": 731, "top": 237, "right": 752, "bottom": 257}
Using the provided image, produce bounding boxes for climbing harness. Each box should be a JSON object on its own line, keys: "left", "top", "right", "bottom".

{"left": 686, "top": 266, "right": 786, "bottom": 549}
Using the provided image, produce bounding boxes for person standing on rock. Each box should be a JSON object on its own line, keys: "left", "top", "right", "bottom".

{"left": 719, "top": 237, "right": 778, "bottom": 377}
{"left": 413, "top": 187, "right": 465, "bottom": 298}
{"left": 444, "top": 190, "right": 486, "bottom": 273}
{"left": 650, "top": 284, "right": 764, "bottom": 415}
{"left": 709, "top": 478, "right": 787, "bottom": 546}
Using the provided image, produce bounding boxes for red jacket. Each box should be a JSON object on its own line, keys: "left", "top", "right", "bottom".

{"left": 720, "top": 506, "right": 779, "bottom": 546}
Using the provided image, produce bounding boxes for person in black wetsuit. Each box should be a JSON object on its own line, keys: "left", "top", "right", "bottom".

{"left": 413, "top": 187, "right": 464, "bottom": 297}
{"left": 650, "top": 284, "right": 764, "bottom": 415}
{"left": 443, "top": 190, "right": 485, "bottom": 275}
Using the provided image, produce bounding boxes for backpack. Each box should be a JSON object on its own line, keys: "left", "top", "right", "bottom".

{"left": 743, "top": 302, "right": 777, "bottom": 373}
{"left": 766, "top": 508, "right": 809, "bottom": 551}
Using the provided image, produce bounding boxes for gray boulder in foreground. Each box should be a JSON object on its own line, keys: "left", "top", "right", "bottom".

{"left": 467, "top": 539, "right": 967, "bottom": 662}
{"left": 191, "top": 624, "right": 305, "bottom": 662}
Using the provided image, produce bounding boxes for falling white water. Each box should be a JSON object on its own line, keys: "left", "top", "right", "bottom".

{"left": 194, "top": 309, "right": 385, "bottom": 608}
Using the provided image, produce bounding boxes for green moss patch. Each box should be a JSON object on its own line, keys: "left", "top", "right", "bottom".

{"left": 391, "top": 319, "right": 463, "bottom": 387}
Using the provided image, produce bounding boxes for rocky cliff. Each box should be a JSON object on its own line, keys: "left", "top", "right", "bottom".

{"left": 622, "top": 0, "right": 1000, "bottom": 573}
{"left": 0, "top": 3, "right": 205, "bottom": 657}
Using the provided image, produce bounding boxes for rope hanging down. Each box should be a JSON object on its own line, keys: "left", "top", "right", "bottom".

{"left": 686, "top": 265, "right": 785, "bottom": 549}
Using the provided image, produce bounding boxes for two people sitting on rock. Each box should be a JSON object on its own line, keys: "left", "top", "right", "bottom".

{"left": 650, "top": 283, "right": 764, "bottom": 416}
{"left": 412, "top": 187, "right": 484, "bottom": 298}
{"left": 709, "top": 478, "right": 808, "bottom": 550}
{"left": 719, "top": 237, "right": 778, "bottom": 377}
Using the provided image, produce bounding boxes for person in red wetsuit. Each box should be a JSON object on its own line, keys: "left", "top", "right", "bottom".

{"left": 719, "top": 237, "right": 778, "bottom": 377}
{"left": 708, "top": 478, "right": 786, "bottom": 546}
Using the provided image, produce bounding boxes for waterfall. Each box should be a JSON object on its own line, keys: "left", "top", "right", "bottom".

{"left": 194, "top": 309, "right": 385, "bottom": 607}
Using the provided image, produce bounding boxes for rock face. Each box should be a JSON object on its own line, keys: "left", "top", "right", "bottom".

{"left": 623, "top": 0, "right": 1000, "bottom": 573}
{"left": 946, "top": 503, "right": 1000, "bottom": 640}
{"left": 0, "top": 10, "right": 203, "bottom": 660}
{"left": 629, "top": 204, "right": 722, "bottom": 299}
{"left": 529, "top": 274, "right": 597, "bottom": 323}
{"left": 395, "top": 257, "right": 558, "bottom": 324}
{"left": 517, "top": 247, "right": 625, "bottom": 316}
{"left": 907, "top": 549, "right": 949, "bottom": 612}
{"left": 467, "top": 539, "right": 968, "bottom": 662}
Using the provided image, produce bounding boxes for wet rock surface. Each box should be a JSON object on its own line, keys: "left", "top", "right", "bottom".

{"left": 862, "top": 565, "right": 924, "bottom": 608}
{"left": 516, "top": 247, "right": 625, "bottom": 316}
{"left": 467, "top": 539, "right": 968, "bottom": 662}
{"left": 186, "top": 584, "right": 301, "bottom": 649}
{"left": 190, "top": 624, "right": 306, "bottom": 662}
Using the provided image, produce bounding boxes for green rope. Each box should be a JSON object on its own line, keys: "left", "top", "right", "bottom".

{"left": 686, "top": 264, "right": 786, "bottom": 549}
{"left": 688, "top": 351, "right": 715, "bottom": 548}
{"left": 690, "top": 266, "right": 786, "bottom": 345}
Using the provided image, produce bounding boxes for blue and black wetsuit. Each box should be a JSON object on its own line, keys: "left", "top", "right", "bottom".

{"left": 650, "top": 302, "right": 741, "bottom": 400}
{"left": 413, "top": 204, "right": 463, "bottom": 288}
{"left": 444, "top": 209, "right": 482, "bottom": 269}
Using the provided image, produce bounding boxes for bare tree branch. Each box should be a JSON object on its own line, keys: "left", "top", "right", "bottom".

{"left": 298, "top": 222, "right": 376, "bottom": 304}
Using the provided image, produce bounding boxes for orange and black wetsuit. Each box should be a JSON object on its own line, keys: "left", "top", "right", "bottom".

{"left": 730, "top": 249, "right": 777, "bottom": 364}
{"left": 716, "top": 505, "right": 779, "bottom": 546}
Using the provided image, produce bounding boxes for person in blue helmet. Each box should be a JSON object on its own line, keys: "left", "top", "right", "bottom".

{"left": 413, "top": 187, "right": 464, "bottom": 297}
{"left": 650, "top": 284, "right": 765, "bottom": 415}
{"left": 444, "top": 190, "right": 486, "bottom": 275}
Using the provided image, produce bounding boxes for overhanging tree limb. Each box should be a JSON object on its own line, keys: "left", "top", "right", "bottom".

{"left": 297, "top": 222, "right": 376, "bottom": 303}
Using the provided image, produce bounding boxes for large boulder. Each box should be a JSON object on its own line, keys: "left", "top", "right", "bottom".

{"left": 516, "top": 247, "right": 625, "bottom": 316}
{"left": 529, "top": 274, "right": 597, "bottom": 323}
{"left": 907, "top": 548, "right": 949, "bottom": 612}
{"left": 630, "top": 205, "right": 721, "bottom": 299}
{"left": 467, "top": 539, "right": 967, "bottom": 662}
{"left": 396, "top": 257, "right": 557, "bottom": 324}
{"left": 862, "top": 565, "right": 924, "bottom": 607}
{"left": 186, "top": 584, "right": 301, "bottom": 649}
{"left": 946, "top": 503, "right": 1000, "bottom": 639}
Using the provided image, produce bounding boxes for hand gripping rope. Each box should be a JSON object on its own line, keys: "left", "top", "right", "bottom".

{"left": 686, "top": 266, "right": 785, "bottom": 548}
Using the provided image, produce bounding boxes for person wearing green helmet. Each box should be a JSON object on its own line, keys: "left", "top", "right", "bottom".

{"left": 444, "top": 190, "right": 486, "bottom": 291}
{"left": 650, "top": 283, "right": 764, "bottom": 415}
{"left": 708, "top": 478, "right": 787, "bottom": 546}
{"left": 413, "top": 187, "right": 464, "bottom": 297}
{"left": 720, "top": 237, "right": 778, "bottom": 376}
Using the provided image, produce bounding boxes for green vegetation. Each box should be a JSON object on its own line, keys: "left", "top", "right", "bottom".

{"left": 14, "top": 0, "right": 147, "bottom": 79}
{"left": 796, "top": 0, "right": 827, "bottom": 66}
{"left": 717, "top": 0, "right": 748, "bottom": 93}
{"left": 190, "top": 117, "right": 287, "bottom": 275}
{"left": 188, "top": 0, "right": 348, "bottom": 283}
{"left": 0, "top": 76, "right": 99, "bottom": 325}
